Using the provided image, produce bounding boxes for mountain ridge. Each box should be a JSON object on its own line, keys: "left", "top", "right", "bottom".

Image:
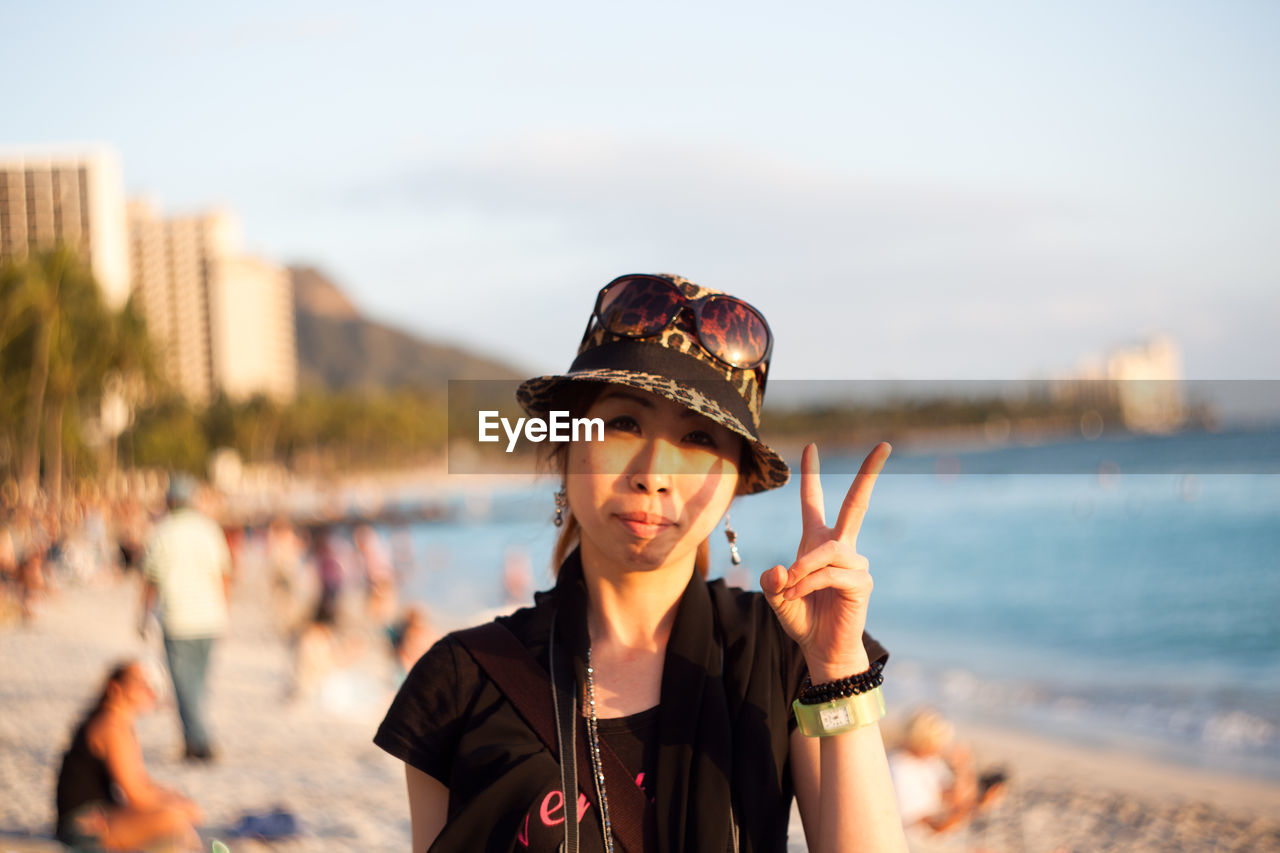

{"left": 290, "top": 266, "right": 525, "bottom": 391}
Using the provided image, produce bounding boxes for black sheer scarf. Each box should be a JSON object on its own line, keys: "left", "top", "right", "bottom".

{"left": 551, "top": 548, "right": 736, "bottom": 852}
{"left": 547, "top": 548, "right": 888, "bottom": 853}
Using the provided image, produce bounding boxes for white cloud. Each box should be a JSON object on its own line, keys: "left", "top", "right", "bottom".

{"left": 340, "top": 132, "right": 1277, "bottom": 379}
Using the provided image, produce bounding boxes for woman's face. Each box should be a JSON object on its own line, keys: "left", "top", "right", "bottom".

{"left": 566, "top": 386, "right": 743, "bottom": 574}
{"left": 114, "top": 664, "right": 157, "bottom": 713}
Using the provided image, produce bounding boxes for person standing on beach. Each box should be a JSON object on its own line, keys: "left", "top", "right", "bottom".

{"left": 355, "top": 523, "right": 398, "bottom": 627}
{"left": 311, "top": 526, "right": 346, "bottom": 628}
{"left": 140, "top": 474, "right": 232, "bottom": 762}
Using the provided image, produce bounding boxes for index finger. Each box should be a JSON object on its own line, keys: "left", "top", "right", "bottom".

{"left": 833, "top": 442, "right": 892, "bottom": 545}
{"left": 799, "top": 443, "right": 826, "bottom": 533}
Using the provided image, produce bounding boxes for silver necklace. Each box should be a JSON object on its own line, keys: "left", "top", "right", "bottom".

{"left": 584, "top": 645, "right": 615, "bottom": 853}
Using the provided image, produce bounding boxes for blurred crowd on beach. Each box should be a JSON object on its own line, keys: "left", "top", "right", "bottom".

{"left": 0, "top": 480, "right": 446, "bottom": 697}
{"left": 0, "top": 486, "right": 151, "bottom": 627}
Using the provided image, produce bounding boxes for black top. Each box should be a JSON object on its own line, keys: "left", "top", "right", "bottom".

{"left": 511, "top": 705, "right": 661, "bottom": 852}
{"left": 597, "top": 705, "right": 659, "bottom": 801}
{"left": 55, "top": 720, "right": 119, "bottom": 840}
{"left": 374, "top": 549, "right": 889, "bottom": 853}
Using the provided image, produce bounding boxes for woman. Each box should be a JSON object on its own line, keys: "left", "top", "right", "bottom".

{"left": 375, "top": 273, "right": 907, "bottom": 852}
{"left": 55, "top": 660, "right": 204, "bottom": 851}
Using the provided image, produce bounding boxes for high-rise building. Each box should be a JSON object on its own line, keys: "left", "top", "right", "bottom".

{"left": 128, "top": 200, "right": 220, "bottom": 403}
{"left": 0, "top": 148, "right": 131, "bottom": 307}
{"left": 210, "top": 254, "right": 297, "bottom": 402}
{"left": 128, "top": 201, "right": 296, "bottom": 404}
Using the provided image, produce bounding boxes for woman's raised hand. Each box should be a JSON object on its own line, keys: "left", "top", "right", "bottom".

{"left": 761, "top": 442, "right": 891, "bottom": 681}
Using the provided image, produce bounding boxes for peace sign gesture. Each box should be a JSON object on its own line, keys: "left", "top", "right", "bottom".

{"left": 761, "top": 442, "right": 892, "bottom": 681}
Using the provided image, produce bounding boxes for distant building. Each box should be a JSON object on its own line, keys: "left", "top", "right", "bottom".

{"left": 1059, "top": 335, "right": 1187, "bottom": 433}
{"left": 0, "top": 148, "right": 131, "bottom": 307}
{"left": 209, "top": 254, "right": 297, "bottom": 401}
{"left": 1104, "top": 335, "right": 1186, "bottom": 433}
{"left": 128, "top": 201, "right": 296, "bottom": 404}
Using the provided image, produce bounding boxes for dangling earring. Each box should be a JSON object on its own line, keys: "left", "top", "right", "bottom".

{"left": 724, "top": 513, "right": 742, "bottom": 565}
{"left": 553, "top": 486, "right": 568, "bottom": 527}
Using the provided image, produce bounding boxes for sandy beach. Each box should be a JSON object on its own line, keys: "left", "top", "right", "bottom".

{"left": 3, "top": 558, "right": 1278, "bottom": 853}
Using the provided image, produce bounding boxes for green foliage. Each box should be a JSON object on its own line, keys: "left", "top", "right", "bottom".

{"left": 1, "top": 247, "right": 162, "bottom": 495}
{"left": 272, "top": 389, "right": 448, "bottom": 472}
{"left": 121, "top": 389, "right": 448, "bottom": 476}
{"left": 128, "top": 395, "right": 211, "bottom": 475}
{"left": 762, "top": 391, "right": 1124, "bottom": 447}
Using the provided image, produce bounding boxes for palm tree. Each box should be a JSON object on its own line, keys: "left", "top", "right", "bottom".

{"left": 13, "top": 250, "right": 74, "bottom": 496}
{"left": 98, "top": 294, "right": 164, "bottom": 476}
{"left": 41, "top": 251, "right": 116, "bottom": 501}
{"left": 0, "top": 248, "right": 160, "bottom": 501}
{"left": 0, "top": 259, "right": 36, "bottom": 476}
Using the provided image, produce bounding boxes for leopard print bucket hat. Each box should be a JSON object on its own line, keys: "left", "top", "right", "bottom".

{"left": 516, "top": 273, "right": 790, "bottom": 494}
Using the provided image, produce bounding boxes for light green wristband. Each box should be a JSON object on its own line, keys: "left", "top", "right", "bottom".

{"left": 792, "top": 685, "right": 886, "bottom": 737}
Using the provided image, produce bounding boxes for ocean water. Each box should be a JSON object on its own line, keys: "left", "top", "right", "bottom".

{"left": 399, "top": 428, "right": 1280, "bottom": 781}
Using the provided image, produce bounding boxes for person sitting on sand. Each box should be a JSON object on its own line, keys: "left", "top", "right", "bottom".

{"left": 55, "top": 660, "right": 204, "bottom": 851}
{"left": 888, "top": 707, "right": 1005, "bottom": 837}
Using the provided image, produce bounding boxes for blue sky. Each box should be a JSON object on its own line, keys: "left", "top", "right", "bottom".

{"left": 5, "top": 0, "right": 1278, "bottom": 380}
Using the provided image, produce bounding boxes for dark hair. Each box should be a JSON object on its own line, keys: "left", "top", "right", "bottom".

{"left": 80, "top": 659, "right": 139, "bottom": 725}
{"left": 541, "top": 382, "right": 748, "bottom": 578}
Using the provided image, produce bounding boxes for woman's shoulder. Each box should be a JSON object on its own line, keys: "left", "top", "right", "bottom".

{"left": 83, "top": 710, "right": 128, "bottom": 758}
{"left": 375, "top": 599, "right": 556, "bottom": 774}
{"left": 405, "top": 595, "right": 554, "bottom": 692}
{"left": 375, "top": 630, "right": 490, "bottom": 770}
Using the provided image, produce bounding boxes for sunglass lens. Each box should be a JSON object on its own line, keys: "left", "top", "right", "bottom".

{"left": 598, "top": 277, "right": 682, "bottom": 337}
{"left": 699, "top": 298, "right": 770, "bottom": 368}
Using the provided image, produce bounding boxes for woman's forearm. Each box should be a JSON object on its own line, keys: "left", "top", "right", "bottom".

{"left": 817, "top": 720, "right": 908, "bottom": 853}
{"left": 808, "top": 658, "right": 908, "bottom": 853}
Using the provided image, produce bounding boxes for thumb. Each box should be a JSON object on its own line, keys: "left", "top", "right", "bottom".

{"left": 760, "top": 564, "right": 788, "bottom": 603}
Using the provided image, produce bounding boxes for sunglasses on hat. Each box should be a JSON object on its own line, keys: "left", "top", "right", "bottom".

{"left": 584, "top": 274, "right": 774, "bottom": 377}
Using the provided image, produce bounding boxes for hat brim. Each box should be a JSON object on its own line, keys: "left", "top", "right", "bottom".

{"left": 517, "top": 369, "right": 790, "bottom": 495}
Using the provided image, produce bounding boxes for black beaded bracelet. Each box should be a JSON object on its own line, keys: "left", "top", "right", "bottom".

{"left": 797, "top": 660, "right": 884, "bottom": 705}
